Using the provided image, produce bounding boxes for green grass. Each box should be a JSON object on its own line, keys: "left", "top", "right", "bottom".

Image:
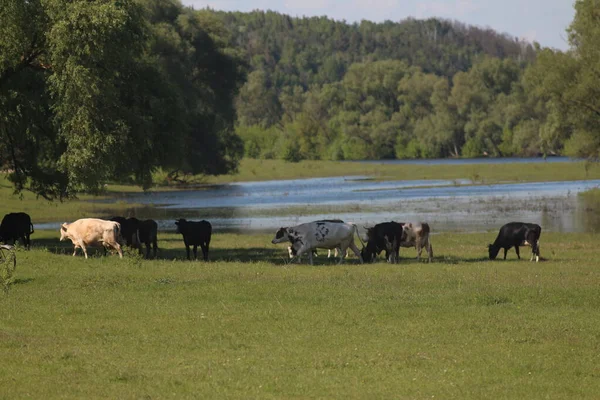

{"left": 1, "top": 230, "right": 599, "bottom": 399}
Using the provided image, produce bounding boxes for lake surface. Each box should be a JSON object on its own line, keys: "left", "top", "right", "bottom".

{"left": 39, "top": 176, "right": 600, "bottom": 235}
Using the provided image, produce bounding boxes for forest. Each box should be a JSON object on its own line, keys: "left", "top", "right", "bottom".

{"left": 0, "top": 0, "right": 599, "bottom": 198}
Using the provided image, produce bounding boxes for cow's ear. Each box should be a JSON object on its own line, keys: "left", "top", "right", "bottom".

{"left": 61, "top": 224, "right": 67, "bottom": 231}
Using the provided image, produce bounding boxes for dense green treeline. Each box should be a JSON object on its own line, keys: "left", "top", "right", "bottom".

{"left": 1, "top": 0, "right": 599, "bottom": 197}
{"left": 212, "top": 5, "right": 598, "bottom": 162}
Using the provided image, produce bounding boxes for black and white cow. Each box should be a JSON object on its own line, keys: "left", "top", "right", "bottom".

{"left": 0, "top": 212, "right": 34, "bottom": 249}
{"left": 488, "top": 222, "right": 541, "bottom": 262}
{"left": 286, "top": 219, "right": 345, "bottom": 260}
{"left": 175, "top": 219, "right": 212, "bottom": 261}
{"left": 272, "top": 220, "right": 364, "bottom": 265}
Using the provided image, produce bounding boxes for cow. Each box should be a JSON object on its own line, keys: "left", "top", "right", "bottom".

{"left": 133, "top": 218, "right": 158, "bottom": 259}
{"left": 361, "top": 221, "right": 406, "bottom": 263}
{"left": 488, "top": 222, "right": 541, "bottom": 262}
{"left": 271, "top": 220, "right": 364, "bottom": 265}
{"left": 286, "top": 219, "right": 346, "bottom": 260}
{"left": 362, "top": 221, "right": 433, "bottom": 263}
{"left": 110, "top": 216, "right": 140, "bottom": 249}
{"left": 0, "top": 212, "right": 34, "bottom": 249}
{"left": 59, "top": 218, "right": 123, "bottom": 259}
{"left": 401, "top": 222, "right": 434, "bottom": 262}
{"left": 175, "top": 219, "right": 212, "bottom": 261}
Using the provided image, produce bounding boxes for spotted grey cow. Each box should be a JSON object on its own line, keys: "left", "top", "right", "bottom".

{"left": 272, "top": 220, "right": 364, "bottom": 265}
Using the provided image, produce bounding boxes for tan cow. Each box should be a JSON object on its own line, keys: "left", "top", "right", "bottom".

{"left": 401, "top": 222, "right": 433, "bottom": 262}
{"left": 59, "top": 218, "right": 123, "bottom": 259}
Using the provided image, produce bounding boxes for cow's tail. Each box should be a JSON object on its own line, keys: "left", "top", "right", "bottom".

{"left": 351, "top": 224, "right": 366, "bottom": 247}
{"left": 29, "top": 223, "right": 34, "bottom": 234}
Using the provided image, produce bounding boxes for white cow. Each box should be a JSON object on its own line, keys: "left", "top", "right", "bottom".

{"left": 272, "top": 221, "right": 364, "bottom": 265}
{"left": 59, "top": 218, "right": 123, "bottom": 259}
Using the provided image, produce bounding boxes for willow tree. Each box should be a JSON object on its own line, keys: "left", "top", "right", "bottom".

{"left": 0, "top": 0, "right": 244, "bottom": 199}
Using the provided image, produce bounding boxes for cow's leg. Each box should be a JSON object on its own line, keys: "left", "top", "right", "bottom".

{"left": 503, "top": 248, "right": 508, "bottom": 260}
{"left": 515, "top": 245, "right": 521, "bottom": 260}
{"left": 416, "top": 237, "right": 423, "bottom": 261}
{"left": 185, "top": 244, "right": 191, "bottom": 261}
{"left": 72, "top": 245, "right": 79, "bottom": 257}
{"left": 114, "top": 242, "right": 123, "bottom": 259}
{"left": 152, "top": 239, "right": 158, "bottom": 259}
{"left": 348, "top": 242, "right": 363, "bottom": 264}
{"left": 200, "top": 242, "right": 209, "bottom": 261}
{"left": 81, "top": 243, "right": 89, "bottom": 259}
{"left": 193, "top": 245, "right": 198, "bottom": 260}
{"left": 535, "top": 241, "right": 540, "bottom": 263}
{"left": 427, "top": 240, "right": 433, "bottom": 262}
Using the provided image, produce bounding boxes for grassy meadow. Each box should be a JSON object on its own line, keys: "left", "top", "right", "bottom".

{"left": 1, "top": 230, "right": 600, "bottom": 399}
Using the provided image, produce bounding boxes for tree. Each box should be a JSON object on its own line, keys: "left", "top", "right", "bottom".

{"left": 0, "top": 0, "right": 244, "bottom": 198}
{"left": 525, "top": 0, "right": 600, "bottom": 159}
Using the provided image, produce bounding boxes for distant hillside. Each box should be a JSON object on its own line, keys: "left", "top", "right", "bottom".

{"left": 214, "top": 10, "right": 536, "bottom": 87}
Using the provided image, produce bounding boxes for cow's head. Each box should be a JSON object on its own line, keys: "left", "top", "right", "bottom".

{"left": 488, "top": 244, "right": 500, "bottom": 260}
{"left": 360, "top": 241, "right": 379, "bottom": 263}
{"left": 174, "top": 219, "right": 187, "bottom": 234}
{"left": 59, "top": 223, "right": 69, "bottom": 241}
{"left": 271, "top": 227, "right": 290, "bottom": 244}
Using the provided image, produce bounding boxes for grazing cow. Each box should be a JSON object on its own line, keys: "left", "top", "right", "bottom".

{"left": 59, "top": 218, "right": 123, "bottom": 259}
{"left": 361, "top": 221, "right": 406, "bottom": 263}
{"left": 175, "top": 219, "right": 212, "bottom": 261}
{"left": 286, "top": 219, "right": 346, "bottom": 260}
{"left": 110, "top": 216, "right": 140, "bottom": 248}
{"left": 488, "top": 222, "right": 541, "bottom": 262}
{"left": 401, "top": 222, "right": 434, "bottom": 262}
{"left": 271, "top": 220, "right": 364, "bottom": 265}
{"left": 0, "top": 212, "right": 34, "bottom": 249}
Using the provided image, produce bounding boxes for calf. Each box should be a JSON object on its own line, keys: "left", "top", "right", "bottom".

{"left": 272, "top": 220, "right": 364, "bottom": 265}
{"left": 401, "top": 222, "right": 433, "bottom": 262}
{"left": 361, "top": 221, "right": 405, "bottom": 263}
{"left": 0, "top": 212, "right": 34, "bottom": 249}
{"left": 175, "top": 219, "right": 212, "bottom": 261}
{"left": 59, "top": 218, "right": 123, "bottom": 259}
{"left": 488, "top": 222, "right": 541, "bottom": 262}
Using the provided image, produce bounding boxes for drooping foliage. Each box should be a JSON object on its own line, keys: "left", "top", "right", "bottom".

{"left": 0, "top": 0, "right": 244, "bottom": 199}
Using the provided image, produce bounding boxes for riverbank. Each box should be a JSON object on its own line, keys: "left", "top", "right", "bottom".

{"left": 2, "top": 230, "right": 599, "bottom": 399}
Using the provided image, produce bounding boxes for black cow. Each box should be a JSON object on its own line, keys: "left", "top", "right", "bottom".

{"left": 110, "top": 216, "right": 139, "bottom": 248}
{"left": 488, "top": 222, "right": 542, "bottom": 262}
{"left": 361, "top": 221, "right": 406, "bottom": 263}
{"left": 175, "top": 219, "right": 212, "bottom": 261}
{"left": 0, "top": 212, "right": 34, "bottom": 249}
{"left": 131, "top": 218, "right": 158, "bottom": 259}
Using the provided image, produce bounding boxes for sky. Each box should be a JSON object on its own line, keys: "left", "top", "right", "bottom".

{"left": 180, "top": 0, "right": 575, "bottom": 50}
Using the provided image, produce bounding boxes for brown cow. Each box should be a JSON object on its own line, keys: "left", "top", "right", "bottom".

{"left": 401, "top": 222, "right": 433, "bottom": 262}
{"left": 59, "top": 218, "right": 123, "bottom": 259}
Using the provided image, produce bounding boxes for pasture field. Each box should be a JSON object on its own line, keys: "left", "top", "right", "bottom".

{"left": 1, "top": 230, "right": 599, "bottom": 399}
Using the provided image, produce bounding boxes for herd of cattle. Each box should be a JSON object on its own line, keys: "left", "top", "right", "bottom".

{"left": 0, "top": 211, "right": 543, "bottom": 264}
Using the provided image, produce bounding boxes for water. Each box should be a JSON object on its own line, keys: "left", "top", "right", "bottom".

{"left": 37, "top": 176, "right": 600, "bottom": 234}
